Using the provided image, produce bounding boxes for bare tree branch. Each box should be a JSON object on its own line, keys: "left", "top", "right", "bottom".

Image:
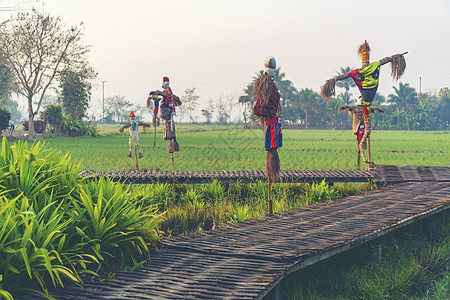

{"left": 0, "top": 10, "right": 92, "bottom": 136}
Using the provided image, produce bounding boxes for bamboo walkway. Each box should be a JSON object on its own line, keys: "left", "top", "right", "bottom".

{"left": 16, "top": 166, "right": 450, "bottom": 300}
{"left": 81, "top": 165, "right": 450, "bottom": 184}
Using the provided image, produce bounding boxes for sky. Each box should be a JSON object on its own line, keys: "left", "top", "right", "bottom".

{"left": 1, "top": 0, "right": 450, "bottom": 121}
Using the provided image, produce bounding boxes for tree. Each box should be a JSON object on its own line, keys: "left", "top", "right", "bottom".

{"left": 326, "top": 98, "right": 344, "bottom": 128}
{"left": 238, "top": 83, "right": 254, "bottom": 124}
{"left": 374, "top": 93, "right": 386, "bottom": 106}
{"left": 105, "top": 95, "right": 133, "bottom": 123}
{"left": 413, "top": 100, "right": 434, "bottom": 130}
{"left": 298, "top": 88, "right": 321, "bottom": 129}
{"left": 181, "top": 87, "right": 200, "bottom": 123}
{"left": 214, "top": 95, "right": 230, "bottom": 124}
{"left": 387, "top": 82, "right": 418, "bottom": 111}
{"left": 335, "top": 66, "right": 356, "bottom": 92}
{"left": 0, "top": 60, "right": 14, "bottom": 105}
{"left": 60, "top": 65, "right": 96, "bottom": 120}
{"left": 0, "top": 60, "right": 22, "bottom": 123}
{"left": 201, "top": 99, "right": 215, "bottom": 124}
{"left": 240, "top": 67, "right": 297, "bottom": 124}
{"left": 0, "top": 107, "right": 11, "bottom": 132}
{"left": 436, "top": 87, "right": 450, "bottom": 129}
{"left": 0, "top": 10, "right": 91, "bottom": 136}
{"left": 3, "top": 99, "right": 22, "bottom": 123}
{"left": 337, "top": 90, "right": 353, "bottom": 105}
{"left": 252, "top": 67, "right": 296, "bottom": 107}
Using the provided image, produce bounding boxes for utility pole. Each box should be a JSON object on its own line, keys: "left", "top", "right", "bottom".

{"left": 102, "top": 81, "right": 105, "bottom": 122}
{"left": 419, "top": 77, "right": 422, "bottom": 94}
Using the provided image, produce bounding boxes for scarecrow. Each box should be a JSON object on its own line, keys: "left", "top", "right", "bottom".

{"left": 321, "top": 40, "right": 407, "bottom": 168}
{"left": 338, "top": 105, "right": 384, "bottom": 169}
{"left": 252, "top": 57, "right": 282, "bottom": 214}
{"left": 147, "top": 77, "right": 182, "bottom": 176}
{"left": 119, "top": 111, "right": 150, "bottom": 170}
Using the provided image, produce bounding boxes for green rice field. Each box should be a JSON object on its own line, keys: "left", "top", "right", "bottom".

{"left": 12, "top": 124, "right": 450, "bottom": 171}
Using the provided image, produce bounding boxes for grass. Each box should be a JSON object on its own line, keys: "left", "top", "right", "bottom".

{"left": 132, "top": 179, "right": 372, "bottom": 237}
{"left": 2, "top": 125, "right": 448, "bottom": 299}
{"left": 12, "top": 124, "right": 448, "bottom": 172}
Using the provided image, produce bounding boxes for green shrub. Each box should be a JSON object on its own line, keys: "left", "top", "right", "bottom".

{"left": 43, "top": 104, "right": 63, "bottom": 131}
{"left": 0, "top": 108, "right": 11, "bottom": 132}
{"left": 0, "top": 137, "right": 161, "bottom": 296}
{"left": 72, "top": 177, "right": 162, "bottom": 263}
{"left": 60, "top": 115, "right": 97, "bottom": 137}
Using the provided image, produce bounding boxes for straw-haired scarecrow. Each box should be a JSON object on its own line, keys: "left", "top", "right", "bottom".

{"left": 321, "top": 41, "right": 407, "bottom": 168}
{"left": 119, "top": 111, "right": 150, "bottom": 170}
{"left": 147, "top": 77, "right": 182, "bottom": 175}
{"left": 252, "top": 57, "right": 282, "bottom": 214}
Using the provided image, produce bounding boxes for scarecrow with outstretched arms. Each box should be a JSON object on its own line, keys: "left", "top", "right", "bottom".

{"left": 252, "top": 56, "right": 282, "bottom": 214}
{"left": 147, "top": 76, "right": 182, "bottom": 175}
{"left": 321, "top": 41, "right": 407, "bottom": 167}
{"left": 119, "top": 111, "right": 150, "bottom": 170}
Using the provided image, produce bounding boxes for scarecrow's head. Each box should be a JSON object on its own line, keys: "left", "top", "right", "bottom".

{"left": 263, "top": 56, "right": 276, "bottom": 78}
{"left": 129, "top": 111, "right": 136, "bottom": 121}
{"left": 358, "top": 40, "right": 371, "bottom": 68}
{"left": 162, "top": 76, "right": 170, "bottom": 90}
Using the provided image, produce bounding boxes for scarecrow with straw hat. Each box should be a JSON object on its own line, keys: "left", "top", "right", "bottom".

{"left": 321, "top": 41, "right": 407, "bottom": 167}
{"left": 147, "top": 77, "right": 182, "bottom": 175}
{"left": 252, "top": 56, "right": 282, "bottom": 214}
{"left": 119, "top": 111, "right": 150, "bottom": 170}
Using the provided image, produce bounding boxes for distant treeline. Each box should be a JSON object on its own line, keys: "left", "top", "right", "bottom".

{"left": 236, "top": 68, "right": 449, "bottom": 131}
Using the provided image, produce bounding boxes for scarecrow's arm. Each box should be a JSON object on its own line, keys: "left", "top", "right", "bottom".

{"left": 147, "top": 91, "right": 167, "bottom": 108}
{"left": 379, "top": 52, "right": 408, "bottom": 81}
{"left": 174, "top": 95, "right": 182, "bottom": 106}
{"left": 370, "top": 107, "right": 385, "bottom": 115}
{"left": 119, "top": 123, "right": 131, "bottom": 133}
{"left": 338, "top": 105, "right": 356, "bottom": 114}
{"left": 138, "top": 122, "right": 151, "bottom": 128}
{"left": 321, "top": 73, "right": 351, "bottom": 99}
{"left": 379, "top": 52, "right": 408, "bottom": 66}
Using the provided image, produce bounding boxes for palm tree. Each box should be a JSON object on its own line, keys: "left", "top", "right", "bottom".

{"left": 298, "top": 88, "right": 320, "bottom": 129}
{"left": 414, "top": 100, "right": 434, "bottom": 130}
{"left": 387, "top": 82, "right": 418, "bottom": 111}
{"left": 337, "top": 90, "right": 353, "bottom": 105}
{"left": 374, "top": 93, "right": 386, "bottom": 105}
{"left": 252, "top": 67, "right": 296, "bottom": 107}
{"left": 238, "top": 83, "right": 254, "bottom": 124}
{"left": 335, "top": 66, "right": 356, "bottom": 92}
{"left": 326, "top": 98, "right": 344, "bottom": 128}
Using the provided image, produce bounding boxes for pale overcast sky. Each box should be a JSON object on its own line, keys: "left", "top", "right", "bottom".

{"left": 1, "top": 0, "right": 450, "bottom": 121}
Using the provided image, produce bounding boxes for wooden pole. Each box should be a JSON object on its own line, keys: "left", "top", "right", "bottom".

{"left": 357, "top": 151, "right": 361, "bottom": 170}
{"left": 368, "top": 136, "right": 371, "bottom": 165}
{"left": 356, "top": 141, "right": 361, "bottom": 170}
{"left": 153, "top": 115, "right": 157, "bottom": 147}
{"left": 268, "top": 177, "right": 273, "bottom": 215}
{"left": 134, "top": 147, "right": 139, "bottom": 170}
{"left": 171, "top": 152, "right": 175, "bottom": 188}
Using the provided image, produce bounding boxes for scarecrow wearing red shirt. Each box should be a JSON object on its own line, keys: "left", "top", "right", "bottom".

{"left": 321, "top": 41, "right": 407, "bottom": 167}
{"left": 147, "top": 76, "right": 182, "bottom": 153}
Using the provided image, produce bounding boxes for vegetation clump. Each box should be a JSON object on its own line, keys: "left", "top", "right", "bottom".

{"left": 0, "top": 137, "right": 161, "bottom": 298}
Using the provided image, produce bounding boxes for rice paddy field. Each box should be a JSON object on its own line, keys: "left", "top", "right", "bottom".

{"left": 29, "top": 124, "right": 449, "bottom": 172}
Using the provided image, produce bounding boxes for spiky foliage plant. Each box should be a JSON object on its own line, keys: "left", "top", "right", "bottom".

{"left": 0, "top": 137, "right": 162, "bottom": 297}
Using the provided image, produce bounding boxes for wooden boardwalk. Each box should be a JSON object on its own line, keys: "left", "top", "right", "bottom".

{"left": 81, "top": 165, "right": 449, "bottom": 184}
{"left": 16, "top": 166, "right": 450, "bottom": 300}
